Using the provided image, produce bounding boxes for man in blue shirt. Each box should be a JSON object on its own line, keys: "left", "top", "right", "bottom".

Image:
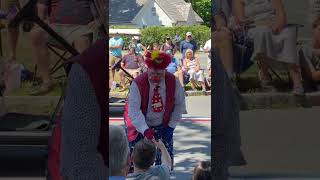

{"left": 179, "top": 32, "right": 197, "bottom": 60}
{"left": 109, "top": 32, "right": 124, "bottom": 82}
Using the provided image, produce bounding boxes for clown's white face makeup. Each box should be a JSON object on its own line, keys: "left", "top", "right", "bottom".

{"left": 147, "top": 68, "right": 165, "bottom": 84}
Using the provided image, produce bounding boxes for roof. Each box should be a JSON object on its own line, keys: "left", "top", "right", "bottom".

{"left": 109, "top": 0, "right": 148, "bottom": 23}
{"left": 156, "top": 0, "right": 203, "bottom": 23}
{"left": 110, "top": 0, "right": 203, "bottom": 24}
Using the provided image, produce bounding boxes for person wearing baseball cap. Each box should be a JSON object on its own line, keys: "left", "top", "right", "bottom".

{"left": 180, "top": 31, "right": 198, "bottom": 60}
{"left": 124, "top": 50, "right": 186, "bottom": 171}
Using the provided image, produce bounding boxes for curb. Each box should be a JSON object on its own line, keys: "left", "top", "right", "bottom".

{"left": 110, "top": 90, "right": 211, "bottom": 98}
{"left": 241, "top": 92, "right": 320, "bottom": 109}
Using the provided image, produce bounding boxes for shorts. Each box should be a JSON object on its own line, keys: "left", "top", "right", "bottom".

{"left": 32, "top": 22, "right": 97, "bottom": 47}
{"left": 49, "top": 23, "right": 96, "bottom": 46}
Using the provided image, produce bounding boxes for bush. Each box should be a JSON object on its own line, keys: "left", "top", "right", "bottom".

{"left": 140, "top": 25, "right": 210, "bottom": 50}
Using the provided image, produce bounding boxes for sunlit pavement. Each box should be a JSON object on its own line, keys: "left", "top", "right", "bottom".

{"left": 110, "top": 96, "right": 212, "bottom": 179}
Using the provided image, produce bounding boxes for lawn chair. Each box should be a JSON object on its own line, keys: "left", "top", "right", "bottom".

{"left": 232, "top": 23, "right": 304, "bottom": 88}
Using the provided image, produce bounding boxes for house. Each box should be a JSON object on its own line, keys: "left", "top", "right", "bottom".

{"left": 109, "top": 0, "right": 204, "bottom": 28}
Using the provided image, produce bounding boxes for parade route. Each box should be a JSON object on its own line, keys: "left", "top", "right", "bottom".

{"left": 110, "top": 96, "right": 212, "bottom": 179}
{"left": 0, "top": 96, "right": 211, "bottom": 179}
{"left": 229, "top": 107, "right": 320, "bottom": 180}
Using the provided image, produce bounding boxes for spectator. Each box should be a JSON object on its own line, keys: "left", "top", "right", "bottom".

{"left": 57, "top": 40, "right": 108, "bottom": 180}
{"left": 299, "top": 17, "right": 320, "bottom": 88}
{"left": 192, "top": 161, "right": 211, "bottom": 180}
{"left": 136, "top": 39, "right": 147, "bottom": 57}
{"left": 203, "top": 38, "right": 212, "bottom": 87}
{"left": 109, "top": 125, "right": 131, "bottom": 179}
{"left": 153, "top": 43, "right": 160, "bottom": 51}
{"left": 119, "top": 47, "right": 143, "bottom": 91}
{"left": 30, "top": 0, "right": 105, "bottom": 95}
{"left": 129, "top": 36, "right": 146, "bottom": 57}
{"left": 309, "top": 0, "right": 320, "bottom": 24}
{"left": 2, "top": 0, "right": 27, "bottom": 64}
{"left": 212, "top": 0, "right": 235, "bottom": 80}
{"left": 233, "top": 0, "right": 304, "bottom": 95}
{"left": 183, "top": 49, "right": 206, "bottom": 91}
{"left": 180, "top": 32, "right": 197, "bottom": 60}
{"left": 126, "top": 139, "right": 171, "bottom": 180}
{"left": 174, "top": 32, "right": 181, "bottom": 49}
{"left": 109, "top": 32, "right": 124, "bottom": 83}
{"left": 165, "top": 50, "right": 184, "bottom": 87}
{"left": 129, "top": 36, "right": 138, "bottom": 50}
{"left": 160, "top": 35, "right": 176, "bottom": 55}
{"left": 1, "top": 0, "right": 27, "bottom": 93}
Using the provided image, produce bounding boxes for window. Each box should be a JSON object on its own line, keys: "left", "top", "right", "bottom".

{"left": 151, "top": 7, "right": 156, "bottom": 16}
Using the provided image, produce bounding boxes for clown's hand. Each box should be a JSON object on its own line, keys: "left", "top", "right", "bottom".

{"left": 144, "top": 128, "right": 155, "bottom": 140}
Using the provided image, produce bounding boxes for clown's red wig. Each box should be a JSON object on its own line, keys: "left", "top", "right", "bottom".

{"left": 144, "top": 50, "right": 171, "bottom": 70}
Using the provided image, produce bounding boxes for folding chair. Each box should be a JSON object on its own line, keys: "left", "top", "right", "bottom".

{"left": 233, "top": 24, "right": 304, "bottom": 86}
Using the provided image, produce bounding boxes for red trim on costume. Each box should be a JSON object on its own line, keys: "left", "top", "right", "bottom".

{"left": 124, "top": 72, "right": 176, "bottom": 142}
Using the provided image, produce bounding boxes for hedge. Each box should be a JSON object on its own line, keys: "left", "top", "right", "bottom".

{"left": 140, "top": 25, "right": 210, "bottom": 50}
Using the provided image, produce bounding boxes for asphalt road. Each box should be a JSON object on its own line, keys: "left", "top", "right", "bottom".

{"left": 230, "top": 107, "right": 320, "bottom": 179}
{"left": 0, "top": 96, "right": 211, "bottom": 180}
{"left": 110, "top": 96, "right": 212, "bottom": 179}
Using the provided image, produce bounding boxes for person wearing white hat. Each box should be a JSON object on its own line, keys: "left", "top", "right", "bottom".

{"left": 179, "top": 32, "right": 198, "bottom": 60}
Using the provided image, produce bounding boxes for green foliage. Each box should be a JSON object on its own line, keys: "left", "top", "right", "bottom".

{"left": 139, "top": 25, "right": 210, "bottom": 49}
{"left": 186, "top": 0, "right": 212, "bottom": 27}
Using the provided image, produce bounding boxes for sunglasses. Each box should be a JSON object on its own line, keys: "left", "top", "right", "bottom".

{"left": 187, "top": 35, "right": 192, "bottom": 38}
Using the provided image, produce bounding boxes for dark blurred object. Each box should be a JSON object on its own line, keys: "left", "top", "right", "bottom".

{"left": 22, "top": 21, "right": 34, "bottom": 32}
{"left": 20, "top": 65, "right": 34, "bottom": 81}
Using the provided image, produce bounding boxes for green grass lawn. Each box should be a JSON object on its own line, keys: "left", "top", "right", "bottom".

{"left": 236, "top": 63, "right": 293, "bottom": 93}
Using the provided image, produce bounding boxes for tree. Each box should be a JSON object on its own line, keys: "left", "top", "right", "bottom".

{"left": 186, "top": 0, "right": 211, "bottom": 27}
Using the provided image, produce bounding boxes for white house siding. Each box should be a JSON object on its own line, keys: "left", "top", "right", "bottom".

{"left": 132, "top": 1, "right": 175, "bottom": 27}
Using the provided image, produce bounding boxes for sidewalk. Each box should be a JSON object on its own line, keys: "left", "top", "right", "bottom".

{"left": 240, "top": 91, "right": 320, "bottom": 110}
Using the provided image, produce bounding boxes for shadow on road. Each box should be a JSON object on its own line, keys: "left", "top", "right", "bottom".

{"left": 171, "top": 120, "right": 211, "bottom": 179}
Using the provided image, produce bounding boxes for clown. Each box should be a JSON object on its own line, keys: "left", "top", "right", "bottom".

{"left": 124, "top": 50, "right": 186, "bottom": 170}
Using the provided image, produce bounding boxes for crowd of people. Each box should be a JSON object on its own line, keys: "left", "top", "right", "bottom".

{"left": 213, "top": 0, "right": 320, "bottom": 95}
{"left": 109, "top": 31, "right": 211, "bottom": 92}
{"left": 109, "top": 125, "right": 211, "bottom": 180}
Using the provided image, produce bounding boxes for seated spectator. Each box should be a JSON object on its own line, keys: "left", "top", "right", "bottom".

{"left": 30, "top": 0, "right": 104, "bottom": 95}
{"left": 165, "top": 50, "right": 184, "bottom": 87}
{"left": 300, "top": 17, "right": 320, "bottom": 86}
{"left": 192, "top": 161, "right": 211, "bottom": 180}
{"left": 233, "top": 0, "right": 304, "bottom": 95}
{"left": 204, "top": 38, "right": 212, "bottom": 88}
{"left": 109, "top": 125, "right": 131, "bottom": 179}
{"left": 212, "top": 0, "right": 235, "bottom": 80}
{"left": 183, "top": 49, "right": 206, "bottom": 91}
{"left": 119, "top": 47, "right": 143, "bottom": 90}
{"left": 126, "top": 139, "right": 171, "bottom": 180}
